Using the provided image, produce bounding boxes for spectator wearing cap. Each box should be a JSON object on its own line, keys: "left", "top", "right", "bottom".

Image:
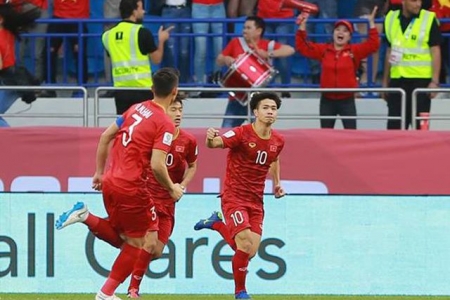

{"left": 304, "top": 0, "right": 338, "bottom": 84}
{"left": 296, "top": 7, "right": 380, "bottom": 129}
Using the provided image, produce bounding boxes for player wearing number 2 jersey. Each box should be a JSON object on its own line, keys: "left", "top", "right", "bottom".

{"left": 194, "top": 92, "right": 286, "bottom": 299}
{"left": 54, "top": 68, "right": 185, "bottom": 300}
{"left": 127, "top": 94, "right": 198, "bottom": 298}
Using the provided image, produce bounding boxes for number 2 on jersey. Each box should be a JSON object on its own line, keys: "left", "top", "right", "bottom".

{"left": 122, "top": 114, "right": 143, "bottom": 147}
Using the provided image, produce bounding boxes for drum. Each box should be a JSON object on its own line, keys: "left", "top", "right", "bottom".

{"left": 220, "top": 51, "right": 277, "bottom": 104}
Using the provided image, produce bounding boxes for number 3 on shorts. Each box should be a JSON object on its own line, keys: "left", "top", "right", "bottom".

{"left": 150, "top": 206, "right": 157, "bottom": 221}
{"left": 230, "top": 210, "right": 244, "bottom": 227}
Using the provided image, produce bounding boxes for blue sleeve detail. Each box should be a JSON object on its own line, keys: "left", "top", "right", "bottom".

{"left": 116, "top": 116, "right": 124, "bottom": 128}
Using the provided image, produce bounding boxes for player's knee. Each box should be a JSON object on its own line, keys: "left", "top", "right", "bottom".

{"left": 143, "top": 240, "right": 158, "bottom": 254}
{"left": 126, "top": 238, "right": 144, "bottom": 248}
{"left": 236, "top": 239, "right": 253, "bottom": 253}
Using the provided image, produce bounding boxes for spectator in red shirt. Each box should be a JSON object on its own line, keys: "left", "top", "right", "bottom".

{"left": 430, "top": 0, "right": 450, "bottom": 85}
{"left": 305, "top": 0, "right": 338, "bottom": 83}
{"left": 0, "top": 1, "right": 40, "bottom": 127}
{"left": 296, "top": 7, "right": 380, "bottom": 129}
{"left": 217, "top": 16, "right": 294, "bottom": 128}
{"left": 41, "top": 0, "right": 90, "bottom": 97}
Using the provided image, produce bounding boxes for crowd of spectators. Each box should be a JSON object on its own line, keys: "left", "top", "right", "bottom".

{"left": 14, "top": 0, "right": 445, "bottom": 89}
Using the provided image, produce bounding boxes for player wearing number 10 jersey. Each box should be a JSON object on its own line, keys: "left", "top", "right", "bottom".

{"left": 194, "top": 92, "right": 286, "bottom": 299}
{"left": 54, "top": 68, "right": 184, "bottom": 300}
{"left": 127, "top": 94, "right": 198, "bottom": 298}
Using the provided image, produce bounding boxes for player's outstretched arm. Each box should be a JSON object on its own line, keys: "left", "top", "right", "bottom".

{"left": 205, "top": 127, "right": 223, "bottom": 148}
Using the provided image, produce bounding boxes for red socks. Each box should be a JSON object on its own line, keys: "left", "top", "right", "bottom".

{"left": 212, "top": 222, "right": 236, "bottom": 251}
{"left": 84, "top": 214, "right": 124, "bottom": 249}
{"left": 101, "top": 243, "right": 141, "bottom": 296}
{"left": 232, "top": 250, "right": 250, "bottom": 294}
{"left": 128, "top": 249, "right": 153, "bottom": 292}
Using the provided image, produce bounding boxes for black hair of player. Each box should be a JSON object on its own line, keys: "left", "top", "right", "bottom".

{"left": 250, "top": 92, "right": 282, "bottom": 111}
{"left": 173, "top": 92, "right": 186, "bottom": 106}
{"left": 152, "top": 67, "right": 179, "bottom": 98}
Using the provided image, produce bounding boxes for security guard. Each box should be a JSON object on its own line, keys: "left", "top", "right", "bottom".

{"left": 383, "top": 0, "right": 441, "bottom": 129}
{"left": 103, "top": 0, "right": 172, "bottom": 114}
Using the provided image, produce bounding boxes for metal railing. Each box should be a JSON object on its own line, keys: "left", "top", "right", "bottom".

{"left": 412, "top": 88, "right": 450, "bottom": 130}
{"left": 94, "top": 87, "right": 406, "bottom": 129}
{"left": 0, "top": 86, "right": 88, "bottom": 127}
{"left": 22, "top": 17, "right": 450, "bottom": 89}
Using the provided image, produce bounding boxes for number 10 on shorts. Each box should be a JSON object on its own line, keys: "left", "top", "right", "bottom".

{"left": 230, "top": 210, "right": 245, "bottom": 226}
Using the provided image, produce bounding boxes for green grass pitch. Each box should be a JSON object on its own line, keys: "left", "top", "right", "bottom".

{"left": 0, "top": 295, "right": 449, "bottom": 300}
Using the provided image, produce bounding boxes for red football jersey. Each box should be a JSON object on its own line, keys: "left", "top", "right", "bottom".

{"left": 150, "top": 129, "right": 198, "bottom": 206}
{"left": 221, "top": 124, "right": 285, "bottom": 203}
{"left": 53, "top": 0, "right": 89, "bottom": 19}
{"left": 257, "top": 0, "right": 295, "bottom": 19}
{"left": 103, "top": 101, "right": 175, "bottom": 196}
{"left": 222, "top": 37, "right": 281, "bottom": 59}
{"left": 0, "top": 28, "right": 16, "bottom": 69}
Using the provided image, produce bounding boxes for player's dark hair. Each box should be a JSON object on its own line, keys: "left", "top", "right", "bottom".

{"left": 173, "top": 92, "right": 186, "bottom": 106}
{"left": 119, "top": 0, "right": 141, "bottom": 19}
{"left": 152, "top": 67, "right": 179, "bottom": 98}
{"left": 250, "top": 92, "right": 281, "bottom": 110}
{"left": 246, "top": 16, "right": 265, "bottom": 37}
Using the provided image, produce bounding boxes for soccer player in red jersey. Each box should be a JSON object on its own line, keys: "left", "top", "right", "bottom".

{"left": 55, "top": 68, "right": 185, "bottom": 300}
{"left": 194, "top": 92, "right": 286, "bottom": 299}
{"left": 126, "top": 93, "right": 199, "bottom": 298}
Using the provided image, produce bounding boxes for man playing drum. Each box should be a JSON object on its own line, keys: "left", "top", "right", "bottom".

{"left": 217, "top": 16, "right": 295, "bottom": 128}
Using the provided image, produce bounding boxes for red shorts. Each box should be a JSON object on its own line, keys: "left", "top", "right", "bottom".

{"left": 155, "top": 202, "right": 175, "bottom": 245}
{"left": 102, "top": 183, "right": 158, "bottom": 238}
{"left": 221, "top": 196, "right": 265, "bottom": 238}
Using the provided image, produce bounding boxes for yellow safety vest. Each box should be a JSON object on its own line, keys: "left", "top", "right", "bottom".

{"left": 102, "top": 21, "right": 153, "bottom": 87}
{"left": 384, "top": 9, "right": 435, "bottom": 79}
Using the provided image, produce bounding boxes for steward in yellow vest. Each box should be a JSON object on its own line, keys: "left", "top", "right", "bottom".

{"left": 102, "top": 0, "right": 172, "bottom": 114}
{"left": 382, "top": 0, "right": 441, "bottom": 130}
